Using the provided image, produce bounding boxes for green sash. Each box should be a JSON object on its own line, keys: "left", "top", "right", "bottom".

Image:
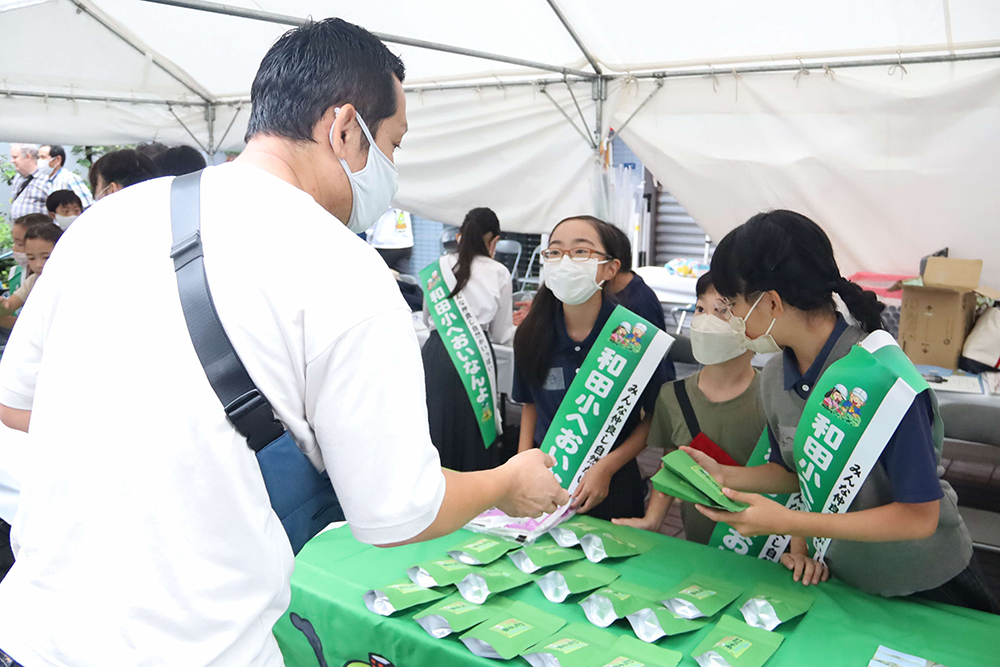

{"left": 542, "top": 305, "right": 674, "bottom": 492}
{"left": 706, "top": 431, "right": 803, "bottom": 562}
{"left": 793, "top": 330, "right": 929, "bottom": 562}
{"left": 420, "top": 258, "right": 502, "bottom": 448}
{"left": 7, "top": 265, "right": 23, "bottom": 293}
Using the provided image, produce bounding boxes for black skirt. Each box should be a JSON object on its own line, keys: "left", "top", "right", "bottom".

{"left": 422, "top": 330, "right": 502, "bottom": 472}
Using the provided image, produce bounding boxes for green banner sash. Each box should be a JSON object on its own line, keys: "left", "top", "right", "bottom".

{"left": 706, "top": 431, "right": 803, "bottom": 562}
{"left": 420, "top": 258, "right": 502, "bottom": 448}
{"left": 792, "top": 330, "right": 929, "bottom": 562}
{"left": 542, "top": 305, "right": 674, "bottom": 492}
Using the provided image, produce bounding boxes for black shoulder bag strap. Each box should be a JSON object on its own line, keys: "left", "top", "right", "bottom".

{"left": 673, "top": 379, "right": 701, "bottom": 439}
{"left": 13, "top": 174, "right": 33, "bottom": 202}
{"left": 168, "top": 171, "right": 284, "bottom": 451}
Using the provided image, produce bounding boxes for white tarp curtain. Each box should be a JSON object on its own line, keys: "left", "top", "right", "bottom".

{"left": 3, "top": 0, "right": 1000, "bottom": 249}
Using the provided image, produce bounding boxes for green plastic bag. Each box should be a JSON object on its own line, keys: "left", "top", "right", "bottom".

{"left": 577, "top": 524, "right": 655, "bottom": 563}
{"left": 661, "top": 574, "right": 743, "bottom": 620}
{"left": 579, "top": 580, "right": 662, "bottom": 628}
{"left": 363, "top": 578, "right": 450, "bottom": 616}
{"left": 407, "top": 556, "right": 475, "bottom": 587}
{"left": 456, "top": 556, "right": 537, "bottom": 604}
{"left": 738, "top": 583, "right": 815, "bottom": 631}
{"left": 459, "top": 600, "right": 566, "bottom": 660}
{"left": 447, "top": 534, "right": 520, "bottom": 565}
{"left": 548, "top": 514, "right": 608, "bottom": 547}
{"left": 509, "top": 536, "right": 586, "bottom": 574}
{"left": 659, "top": 450, "right": 750, "bottom": 512}
{"left": 691, "top": 615, "right": 784, "bottom": 667}
{"left": 521, "top": 622, "right": 617, "bottom": 667}
{"left": 413, "top": 592, "right": 512, "bottom": 638}
{"left": 626, "top": 605, "right": 712, "bottom": 642}
{"left": 536, "top": 559, "right": 621, "bottom": 603}
{"left": 596, "top": 634, "right": 683, "bottom": 667}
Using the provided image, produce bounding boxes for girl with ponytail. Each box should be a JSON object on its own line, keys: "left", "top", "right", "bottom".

{"left": 684, "top": 210, "right": 997, "bottom": 612}
{"left": 421, "top": 207, "right": 515, "bottom": 472}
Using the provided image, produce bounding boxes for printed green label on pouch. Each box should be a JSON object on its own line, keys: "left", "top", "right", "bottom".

{"left": 434, "top": 559, "right": 467, "bottom": 571}
{"left": 603, "top": 658, "right": 643, "bottom": 667}
{"left": 540, "top": 544, "right": 567, "bottom": 555}
{"left": 692, "top": 465, "right": 725, "bottom": 493}
{"left": 441, "top": 601, "right": 479, "bottom": 615}
{"left": 387, "top": 582, "right": 425, "bottom": 595}
{"left": 467, "top": 538, "right": 499, "bottom": 552}
{"left": 606, "top": 590, "right": 632, "bottom": 601}
{"left": 493, "top": 618, "right": 533, "bottom": 638}
{"left": 680, "top": 585, "right": 717, "bottom": 600}
{"left": 546, "top": 637, "right": 589, "bottom": 654}
{"left": 717, "top": 635, "right": 752, "bottom": 658}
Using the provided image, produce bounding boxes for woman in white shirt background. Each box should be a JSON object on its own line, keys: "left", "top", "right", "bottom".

{"left": 422, "top": 207, "right": 516, "bottom": 472}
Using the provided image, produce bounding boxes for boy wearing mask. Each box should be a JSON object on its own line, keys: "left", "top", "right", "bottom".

{"left": 1, "top": 221, "right": 63, "bottom": 315}
{"left": 45, "top": 190, "right": 84, "bottom": 230}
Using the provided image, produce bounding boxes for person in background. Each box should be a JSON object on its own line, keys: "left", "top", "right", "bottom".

{"left": 0, "top": 221, "right": 62, "bottom": 316}
{"left": 45, "top": 190, "right": 83, "bottom": 230}
{"left": 38, "top": 145, "right": 94, "bottom": 208}
{"left": 88, "top": 149, "right": 157, "bottom": 200}
{"left": 8, "top": 145, "right": 48, "bottom": 220}
{"left": 153, "top": 145, "right": 208, "bottom": 177}
{"left": 135, "top": 142, "right": 168, "bottom": 163}
{"left": 422, "top": 207, "right": 515, "bottom": 472}
{"left": 514, "top": 216, "right": 669, "bottom": 520}
{"left": 367, "top": 207, "right": 414, "bottom": 274}
{"left": 5, "top": 214, "right": 51, "bottom": 317}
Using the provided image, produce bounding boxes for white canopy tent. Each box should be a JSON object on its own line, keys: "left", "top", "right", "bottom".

{"left": 3, "top": 0, "right": 1000, "bottom": 283}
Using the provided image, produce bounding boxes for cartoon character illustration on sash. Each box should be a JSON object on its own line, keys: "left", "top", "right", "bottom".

{"left": 821, "top": 384, "right": 849, "bottom": 418}
{"left": 290, "top": 612, "right": 395, "bottom": 667}
{"left": 609, "top": 321, "right": 646, "bottom": 353}
{"left": 821, "top": 383, "right": 867, "bottom": 426}
{"left": 843, "top": 387, "right": 867, "bottom": 427}
{"left": 610, "top": 323, "right": 631, "bottom": 346}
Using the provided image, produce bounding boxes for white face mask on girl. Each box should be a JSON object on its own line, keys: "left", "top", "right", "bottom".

{"left": 729, "top": 292, "right": 782, "bottom": 355}
{"left": 690, "top": 313, "right": 747, "bottom": 364}
{"left": 542, "top": 256, "right": 607, "bottom": 306}
{"left": 331, "top": 109, "right": 399, "bottom": 234}
{"left": 12, "top": 251, "right": 28, "bottom": 269}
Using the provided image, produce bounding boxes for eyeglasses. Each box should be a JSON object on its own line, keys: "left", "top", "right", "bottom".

{"left": 712, "top": 298, "right": 734, "bottom": 321}
{"left": 541, "top": 247, "right": 610, "bottom": 262}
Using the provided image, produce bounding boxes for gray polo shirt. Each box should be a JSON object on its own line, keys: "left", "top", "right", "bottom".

{"left": 760, "top": 321, "right": 972, "bottom": 597}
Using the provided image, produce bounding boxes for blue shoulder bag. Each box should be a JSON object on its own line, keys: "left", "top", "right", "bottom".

{"left": 169, "top": 171, "right": 344, "bottom": 554}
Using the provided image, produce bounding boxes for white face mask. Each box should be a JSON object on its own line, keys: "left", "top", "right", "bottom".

{"left": 12, "top": 251, "right": 28, "bottom": 269}
{"left": 331, "top": 109, "right": 399, "bottom": 234}
{"left": 35, "top": 158, "right": 53, "bottom": 178}
{"left": 729, "top": 293, "right": 782, "bottom": 355}
{"left": 54, "top": 214, "right": 78, "bottom": 230}
{"left": 542, "top": 256, "right": 606, "bottom": 306}
{"left": 690, "top": 313, "right": 747, "bottom": 365}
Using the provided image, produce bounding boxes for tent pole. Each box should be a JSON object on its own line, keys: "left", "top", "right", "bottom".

{"left": 205, "top": 105, "right": 216, "bottom": 156}
{"left": 541, "top": 87, "right": 596, "bottom": 150}
{"left": 544, "top": 0, "right": 602, "bottom": 75}
{"left": 169, "top": 105, "right": 210, "bottom": 154}
{"left": 403, "top": 77, "right": 587, "bottom": 93}
{"left": 215, "top": 105, "right": 244, "bottom": 153}
{"left": 613, "top": 79, "right": 664, "bottom": 138}
{"left": 630, "top": 49, "right": 1000, "bottom": 80}
{"left": 2, "top": 89, "right": 210, "bottom": 107}
{"left": 139, "top": 0, "right": 597, "bottom": 79}
{"left": 564, "top": 78, "right": 594, "bottom": 147}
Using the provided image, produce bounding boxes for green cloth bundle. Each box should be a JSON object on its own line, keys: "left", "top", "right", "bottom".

{"left": 691, "top": 615, "right": 784, "bottom": 667}
{"left": 508, "top": 536, "right": 586, "bottom": 574}
{"left": 626, "top": 605, "right": 712, "bottom": 642}
{"left": 459, "top": 600, "right": 566, "bottom": 660}
{"left": 651, "top": 450, "right": 750, "bottom": 512}
{"left": 737, "top": 582, "right": 815, "bottom": 631}
{"left": 455, "top": 556, "right": 537, "bottom": 604}
{"left": 579, "top": 580, "right": 662, "bottom": 628}
{"left": 660, "top": 574, "right": 743, "bottom": 620}
{"left": 536, "top": 559, "right": 621, "bottom": 603}
{"left": 406, "top": 556, "right": 475, "bottom": 587}
{"left": 413, "top": 592, "right": 512, "bottom": 639}
{"left": 447, "top": 534, "right": 520, "bottom": 565}
{"left": 520, "top": 622, "right": 617, "bottom": 667}
{"left": 547, "top": 514, "right": 608, "bottom": 547}
{"left": 363, "top": 578, "right": 450, "bottom": 617}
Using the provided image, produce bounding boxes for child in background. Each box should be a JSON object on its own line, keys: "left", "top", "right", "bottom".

{"left": 3, "top": 214, "right": 51, "bottom": 329}
{"left": 1, "top": 221, "right": 62, "bottom": 315}
{"left": 45, "top": 190, "right": 84, "bottom": 230}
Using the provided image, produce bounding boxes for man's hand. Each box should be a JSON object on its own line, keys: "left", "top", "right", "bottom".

{"left": 780, "top": 537, "right": 829, "bottom": 585}
{"left": 694, "top": 488, "right": 790, "bottom": 537}
{"left": 570, "top": 459, "right": 613, "bottom": 514}
{"left": 495, "top": 449, "right": 569, "bottom": 518}
{"left": 679, "top": 445, "right": 725, "bottom": 487}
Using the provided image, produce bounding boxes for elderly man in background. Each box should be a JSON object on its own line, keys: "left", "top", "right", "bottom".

{"left": 38, "top": 145, "right": 94, "bottom": 208}
{"left": 8, "top": 145, "right": 48, "bottom": 219}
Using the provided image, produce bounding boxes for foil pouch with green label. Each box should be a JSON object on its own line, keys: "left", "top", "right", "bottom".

{"left": 509, "top": 536, "right": 586, "bottom": 574}
{"left": 626, "top": 605, "right": 711, "bottom": 642}
{"left": 536, "top": 559, "right": 621, "bottom": 603}
{"left": 456, "top": 556, "right": 537, "bottom": 604}
{"left": 413, "top": 592, "right": 512, "bottom": 638}
{"left": 658, "top": 450, "right": 750, "bottom": 512}
{"left": 596, "top": 634, "right": 683, "bottom": 667}
{"left": 578, "top": 524, "right": 655, "bottom": 563}
{"left": 407, "top": 556, "right": 475, "bottom": 587}
{"left": 661, "top": 574, "right": 743, "bottom": 620}
{"left": 738, "top": 582, "right": 815, "bottom": 631}
{"left": 691, "top": 615, "right": 784, "bottom": 667}
{"left": 447, "top": 534, "right": 520, "bottom": 565}
{"left": 548, "top": 514, "right": 607, "bottom": 547}
{"left": 459, "top": 600, "right": 566, "bottom": 660}
{"left": 521, "top": 622, "right": 617, "bottom": 667}
{"left": 363, "top": 578, "right": 450, "bottom": 616}
{"left": 579, "top": 580, "right": 662, "bottom": 628}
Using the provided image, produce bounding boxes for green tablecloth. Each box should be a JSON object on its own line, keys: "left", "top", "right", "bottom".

{"left": 274, "top": 523, "right": 999, "bottom": 667}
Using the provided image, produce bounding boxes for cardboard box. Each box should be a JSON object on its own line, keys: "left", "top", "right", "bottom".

{"left": 896, "top": 258, "right": 1000, "bottom": 370}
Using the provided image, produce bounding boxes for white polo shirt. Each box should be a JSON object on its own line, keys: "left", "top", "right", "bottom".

{"left": 0, "top": 163, "right": 446, "bottom": 667}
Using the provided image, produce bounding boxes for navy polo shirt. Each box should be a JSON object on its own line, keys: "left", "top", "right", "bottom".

{"left": 768, "top": 316, "right": 943, "bottom": 504}
{"left": 512, "top": 297, "right": 668, "bottom": 447}
{"left": 616, "top": 273, "right": 676, "bottom": 382}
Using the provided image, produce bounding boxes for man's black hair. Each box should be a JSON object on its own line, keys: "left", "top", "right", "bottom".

{"left": 46, "top": 189, "right": 83, "bottom": 213}
{"left": 244, "top": 18, "right": 405, "bottom": 147}
{"left": 135, "top": 142, "right": 169, "bottom": 161}
{"left": 42, "top": 144, "right": 67, "bottom": 169}
{"left": 89, "top": 149, "right": 157, "bottom": 193}
{"left": 153, "top": 145, "right": 207, "bottom": 177}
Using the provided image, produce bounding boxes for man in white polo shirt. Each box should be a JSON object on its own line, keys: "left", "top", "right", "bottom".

{"left": 0, "top": 18, "right": 566, "bottom": 667}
